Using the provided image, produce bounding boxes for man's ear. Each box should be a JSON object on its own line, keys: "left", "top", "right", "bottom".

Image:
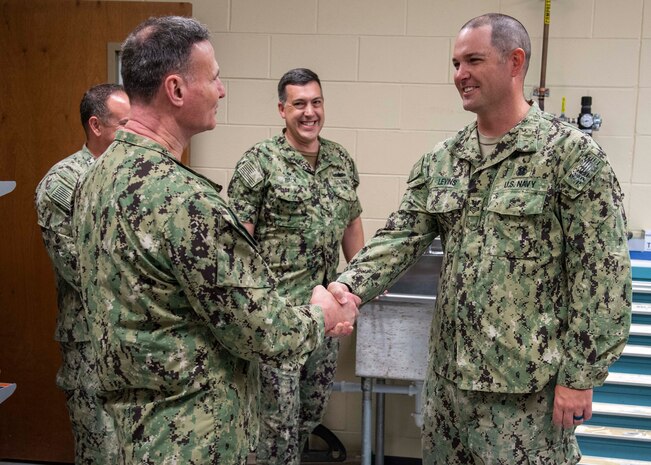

{"left": 164, "top": 74, "right": 185, "bottom": 108}
{"left": 511, "top": 48, "right": 526, "bottom": 77}
{"left": 88, "top": 116, "right": 102, "bottom": 137}
{"left": 278, "top": 101, "right": 286, "bottom": 119}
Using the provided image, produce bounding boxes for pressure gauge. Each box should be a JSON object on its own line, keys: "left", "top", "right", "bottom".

{"left": 579, "top": 112, "right": 594, "bottom": 128}
{"left": 578, "top": 96, "right": 595, "bottom": 134}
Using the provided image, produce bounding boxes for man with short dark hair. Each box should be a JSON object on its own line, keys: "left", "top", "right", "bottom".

{"left": 72, "top": 18, "right": 358, "bottom": 465}
{"left": 35, "top": 83, "right": 130, "bottom": 465}
{"left": 329, "top": 13, "right": 631, "bottom": 464}
{"left": 228, "top": 67, "right": 364, "bottom": 465}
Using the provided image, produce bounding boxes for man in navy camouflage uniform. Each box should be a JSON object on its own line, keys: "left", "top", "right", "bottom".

{"left": 35, "top": 83, "right": 130, "bottom": 464}
{"left": 330, "top": 13, "right": 631, "bottom": 465}
{"left": 72, "top": 17, "right": 358, "bottom": 465}
{"left": 228, "top": 68, "right": 364, "bottom": 465}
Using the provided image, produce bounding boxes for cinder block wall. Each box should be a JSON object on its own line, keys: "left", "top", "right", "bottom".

{"left": 118, "top": 0, "right": 651, "bottom": 458}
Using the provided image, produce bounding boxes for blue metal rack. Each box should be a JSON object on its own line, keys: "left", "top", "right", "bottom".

{"left": 578, "top": 253, "right": 651, "bottom": 464}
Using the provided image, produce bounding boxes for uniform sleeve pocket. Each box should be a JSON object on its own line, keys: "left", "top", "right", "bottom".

{"left": 427, "top": 188, "right": 466, "bottom": 213}
{"left": 216, "top": 211, "right": 274, "bottom": 289}
{"left": 407, "top": 175, "right": 427, "bottom": 189}
{"left": 215, "top": 244, "right": 273, "bottom": 289}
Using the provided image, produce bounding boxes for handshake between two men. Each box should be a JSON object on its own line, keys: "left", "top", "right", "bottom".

{"left": 309, "top": 282, "right": 361, "bottom": 337}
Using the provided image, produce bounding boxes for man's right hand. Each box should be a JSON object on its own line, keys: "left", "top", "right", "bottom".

{"left": 326, "top": 282, "right": 354, "bottom": 305}
{"left": 310, "top": 284, "right": 359, "bottom": 337}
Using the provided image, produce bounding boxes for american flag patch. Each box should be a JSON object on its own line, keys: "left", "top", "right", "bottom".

{"left": 50, "top": 182, "right": 73, "bottom": 213}
{"left": 237, "top": 160, "right": 263, "bottom": 188}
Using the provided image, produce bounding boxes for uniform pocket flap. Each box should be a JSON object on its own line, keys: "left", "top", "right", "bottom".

{"left": 486, "top": 190, "right": 546, "bottom": 216}
{"left": 330, "top": 182, "right": 357, "bottom": 201}
{"left": 274, "top": 184, "right": 313, "bottom": 202}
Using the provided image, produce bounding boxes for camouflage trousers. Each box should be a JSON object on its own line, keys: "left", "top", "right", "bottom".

{"left": 58, "top": 341, "right": 118, "bottom": 465}
{"left": 255, "top": 336, "right": 339, "bottom": 465}
{"left": 422, "top": 372, "right": 581, "bottom": 465}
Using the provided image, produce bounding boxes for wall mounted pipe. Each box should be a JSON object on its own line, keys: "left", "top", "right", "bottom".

{"left": 537, "top": 0, "right": 551, "bottom": 110}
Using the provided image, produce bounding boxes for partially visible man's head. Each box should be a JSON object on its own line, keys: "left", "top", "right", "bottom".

{"left": 120, "top": 16, "right": 210, "bottom": 103}
{"left": 460, "top": 13, "right": 531, "bottom": 75}
{"left": 277, "top": 68, "right": 322, "bottom": 104}
{"left": 80, "top": 83, "right": 130, "bottom": 155}
{"left": 80, "top": 84, "right": 128, "bottom": 132}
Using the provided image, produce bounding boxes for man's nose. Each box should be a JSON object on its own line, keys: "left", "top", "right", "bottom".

{"left": 455, "top": 63, "right": 469, "bottom": 80}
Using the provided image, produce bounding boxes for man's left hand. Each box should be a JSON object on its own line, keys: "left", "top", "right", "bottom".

{"left": 552, "top": 385, "right": 593, "bottom": 429}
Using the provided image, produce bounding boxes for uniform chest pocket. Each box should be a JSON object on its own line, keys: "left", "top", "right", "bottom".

{"left": 268, "top": 185, "right": 312, "bottom": 229}
{"left": 328, "top": 181, "right": 358, "bottom": 225}
{"left": 330, "top": 182, "right": 356, "bottom": 201}
{"left": 484, "top": 190, "right": 546, "bottom": 258}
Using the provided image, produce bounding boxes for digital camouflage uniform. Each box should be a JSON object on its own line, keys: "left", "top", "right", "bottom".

{"left": 228, "top": 133, "right": 362, "bottom": 465}
{"left": 34, "top": 146, "right": 118, "bottom": 465}
{"left": 72, "top": 130, "right": 327, "bottom": 465}
{"left": 338, "top": 105, "right": 632, "bottom": 465}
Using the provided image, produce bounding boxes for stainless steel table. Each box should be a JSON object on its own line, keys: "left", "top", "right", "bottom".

{"left": 355, "top": 243, "right": 442, "bottom": 465}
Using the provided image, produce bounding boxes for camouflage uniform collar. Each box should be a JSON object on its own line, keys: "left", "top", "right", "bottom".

{"left": 114, "top": 129, "right": 223, "bottom": 193}
{"left": 115, "top": 129, "right": 172, "bottom": 157}
{"left": 453, "top": 104, "right": 543, "bottom": 172}
{"left": 275, "top": 132, "right": 328, "bottom": 173}
{"left": 315, "top": 140, "right": 346, "bottom": 174}
{"left": 80, "top": 144, "right": 94, "bottom": 160}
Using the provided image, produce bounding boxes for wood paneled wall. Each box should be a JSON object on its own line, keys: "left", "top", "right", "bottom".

{"left": 0, "top": 1, "right": 191, "bottom": 461}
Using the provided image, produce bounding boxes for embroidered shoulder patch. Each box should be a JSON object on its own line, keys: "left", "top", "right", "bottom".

{"left": 407, "top": 157, "right": 424, "bottom": 183}
{"left": 49, "top": 181, "right": 73, "bottom": 213}
{"left": 563, "top": 153, "right": 605, "bottom": 193}
{"left": 237, "top": 160, "right": 264, "bottom": 189}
